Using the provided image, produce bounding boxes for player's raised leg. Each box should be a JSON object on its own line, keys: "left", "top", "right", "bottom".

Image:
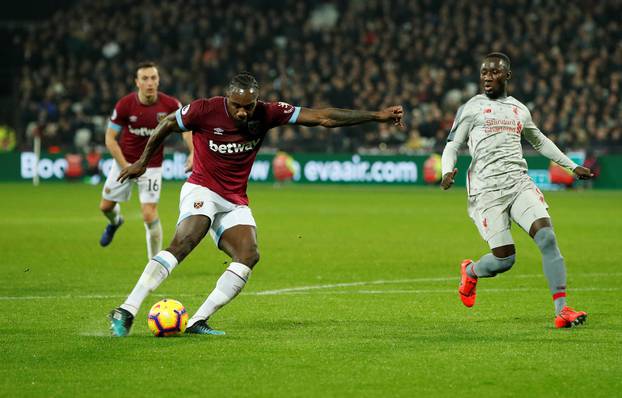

{"left": 99, "top": 199, "right": 124, "bottom": 246}
{"left": 187, "top": 224, "right": 258, "bottom": 335}
{"left": 109, "top": 215, "right": 211, "bottom": 336}
{"left": 529, "top": 218, "right": 587, "bottom": 328}
{"left": 460, "top": 243, "right": 516, "bottom": 307}
{"left": 460, "top": 198, "right": 517, "bottom": 307}
{"left": 99, "top": 161, "right": 131, "bottom": 247}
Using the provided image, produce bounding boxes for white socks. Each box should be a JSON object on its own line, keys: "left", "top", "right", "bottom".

{"left": 188, "top": 262, "right": 252, "bottom": 327}
{"left": 120, "top": 257, "right": 251, "bottom": 323}
{"left": 103, "top": 203, "right": 121, "bottom": 225}
{"left": 144, "top": 219, "right": 163, "bottom": 259}
{"left": 121, "top": 250, "right": 178, "bottom": 317}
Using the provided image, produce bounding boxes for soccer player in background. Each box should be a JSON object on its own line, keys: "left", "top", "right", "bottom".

{"left": 109, "top": 72, "right": 404, "bottom": 336}
{"left": 440, "top": 53, "right": 593, "bottom": 328}
{"left": 98, "top": 62, "right": 193, "bottom": 259}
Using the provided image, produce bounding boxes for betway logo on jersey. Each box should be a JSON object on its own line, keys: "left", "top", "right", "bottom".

{"left": 209, "top": 138, "right": 261, "bottom": 154}
{"left": 129, "top": 127, "right": 155, "bottom": 136}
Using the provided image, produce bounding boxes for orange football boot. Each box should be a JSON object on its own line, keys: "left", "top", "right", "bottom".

{"left": 459, "top": 259, "right": 478, "bottom": 307}
{"left": 554, "top": 306, "right": 587, "bottom": 328}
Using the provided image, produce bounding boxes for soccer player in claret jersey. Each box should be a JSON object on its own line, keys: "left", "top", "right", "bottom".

{"left": 99, "top": 62, "right": 193, "bottom": 259}
{"left": 440, "top": 53, "right": 593, "bottom": 328}
{"left": 108, "top": 72, "right": 404, "bottom": 336}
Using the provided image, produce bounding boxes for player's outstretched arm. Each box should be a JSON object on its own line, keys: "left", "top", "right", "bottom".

{"left": 294, "top": 106, "right": 403, "bottom": 128}
{"left": 522, "top": 109, "right": 594, "bottom": 180}
{"left": 118, "top": 113, "right": 182, "bottom": 182}
{"left": 573, "top": 166, "right": 594, "bottom": 180}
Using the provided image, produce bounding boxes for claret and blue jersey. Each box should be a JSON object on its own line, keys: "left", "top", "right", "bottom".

{"left": 175, "top": 96, "right": 300, "bottom": 205}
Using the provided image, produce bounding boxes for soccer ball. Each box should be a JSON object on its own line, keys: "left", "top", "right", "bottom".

{"left": 147, "top": 299, "right": 189, "bottom": 337}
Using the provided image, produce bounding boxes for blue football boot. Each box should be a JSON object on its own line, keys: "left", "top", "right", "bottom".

{"left": 100, "top": 217, "right": 124, "bottom": 247}
{"left": 186, "top": 319, "right": 226, "bottom": 335}
{"left": 109, "top": 307, "right": 134, "bottom": 337}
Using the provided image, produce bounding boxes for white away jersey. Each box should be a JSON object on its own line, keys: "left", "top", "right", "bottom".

{"left": 447, "top": 94, "right": 575, "bottom": 196}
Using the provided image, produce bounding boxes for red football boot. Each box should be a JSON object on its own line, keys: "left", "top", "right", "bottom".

{"left": 459, "top": 259, "right": 478, "bottom": 307}
{"left": 554, "top": 306, "right": 587, "bottom": 328}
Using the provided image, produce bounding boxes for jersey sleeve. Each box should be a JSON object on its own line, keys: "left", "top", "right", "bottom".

{"left": 175, "top": 99, "right": 208, "bottom": 132}
{"left": 265, "top": 101, "right": 301, "bottom": 128}
{"left": 108, "top": 100, "right": 129, "bottom": 132}
{"left": 446, "top": 103, "right": 472, "bottom": 144}
{"left": 442, "top": 103, "right": 472, "bottom": 175}
{"left": 522, "top": 108, "right": 578, "bottom": 170}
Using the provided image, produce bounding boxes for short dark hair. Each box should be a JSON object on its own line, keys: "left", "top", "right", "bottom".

{"left": 484, "top": 52, "right": 511, "bottom": 69}
{"left": 227, "top": 72, "right": 259, "bottom": 95}
{"left": 136, "top": 61, "right": 158, "bottom": 77}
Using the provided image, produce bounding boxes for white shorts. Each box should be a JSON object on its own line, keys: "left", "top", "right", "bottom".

{"left": 468, "top": 178, "right": 550, "bottom": 249}
{"left": 102, "top": 161, "right": 162, "bottom": 203}
{"left": 177, "top": 182, "right": 256, "bottom": 245}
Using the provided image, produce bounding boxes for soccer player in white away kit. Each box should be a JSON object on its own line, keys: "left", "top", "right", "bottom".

{"left": 440, "top": 53, "right": 593, "bottom": 328}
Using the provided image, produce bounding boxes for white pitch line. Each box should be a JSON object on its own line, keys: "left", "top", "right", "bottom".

{"left": 301, "top": 286, "right": 622, "bottom": 295}
{"left": 247, "top": 272, "right": 622, "bottom": 296}
{"left": 249, "top": 276, "right": 455, "bottom": 296}
{"left": 1, "top": 272, "right": 621, "bottom": 300}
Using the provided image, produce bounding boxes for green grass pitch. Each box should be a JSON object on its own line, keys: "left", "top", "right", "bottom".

{"left": 1, "top": 182, "right": 620, "bottom": 397}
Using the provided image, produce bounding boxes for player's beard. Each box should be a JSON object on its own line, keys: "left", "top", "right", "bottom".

{"left": 233, "top": 118, "right": 247, "bottom": 128}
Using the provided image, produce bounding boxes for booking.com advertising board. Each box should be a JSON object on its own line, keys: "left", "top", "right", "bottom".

{"left": 2, "top": 151, "right": 621, "bottom": 189}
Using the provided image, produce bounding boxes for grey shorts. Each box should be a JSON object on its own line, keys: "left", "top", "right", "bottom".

{"left": 468, "top": 178, "right": 550, "bottom": 249}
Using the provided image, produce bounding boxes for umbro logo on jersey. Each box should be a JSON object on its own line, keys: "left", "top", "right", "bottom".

{"left": 130, "top": 115, "right": 138, "bottom": 122}
{"left": 484, "top": 108, "right": 492, "bottom": 113}
{"left": 278, "top": 102, "right": 294, "bottom": 114}
{"left": 209, "top": 138, "right": 261, "bottom": 154}
{"left": 157, "top": 112, "right": 167, "bottom": 122}
{"left": 214, "top": 128, "right": 224, "bottom": 135}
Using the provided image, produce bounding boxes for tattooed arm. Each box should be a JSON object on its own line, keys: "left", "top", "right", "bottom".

{"left": 117, "top": 112, "right": 183, "bottom": 182}
{"left": 294, "top": 106, "right": 404, "bottom": 128}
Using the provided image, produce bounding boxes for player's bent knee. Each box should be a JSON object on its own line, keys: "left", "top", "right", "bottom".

{"left": 141, "top": 206, "right": 158, "bottom": 223}
{"left": 235, "top": 247, "right": 260, "bottom": 268}
{"left": 493, "top": 254, "right": 515, "bottom": 274}
{"left": 142, "top": 213, "right": 158, "bottom": 224}
{"left": 534, "top": 227, "right": 557, "bottom": 251}
{"left": 168, "top": 234, "right": 202, "bottom": 262}
{"left": 100, "top": 201, "right": 115, "bottom": 212}
{"left": 166, "top": 242, "right": 192, "bottom": 263}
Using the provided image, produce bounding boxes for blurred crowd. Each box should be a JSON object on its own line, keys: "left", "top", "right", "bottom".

{"left": 15, "top": 0, "right": 622, "bottom": 155}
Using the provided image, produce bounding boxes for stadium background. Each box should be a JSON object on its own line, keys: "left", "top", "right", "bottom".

{"left": 1, "top": 0, "right": 621, "bottom": 188}
{"left": 1, "top": 2, "right": 621, "bottom": 398}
